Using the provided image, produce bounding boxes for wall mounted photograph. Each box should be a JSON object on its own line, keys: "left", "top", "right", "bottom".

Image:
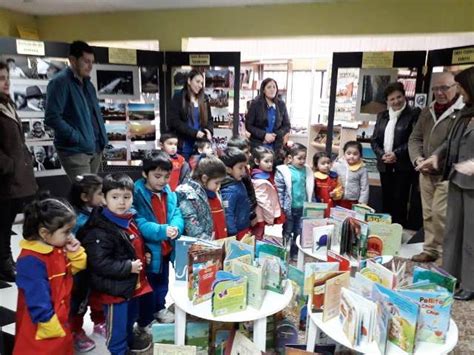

{"left": 91, "top": 64, "right": 140, "bottom": 100}
{"left": 105, "top": 123, "right": 128, "bottom": 141}
{"left": 129, "top": 122, "right": 156, "bottom": 141}
{"left": 10, "top": 79, "right": 48, "bottom": 118}
{"left": 140, "top": 66, "right": 159, "bottom": 94}
{"left": 127, "top": 103, "right": 155, "bottom": 121}
{"left": 100, "top": 102, "right": 127, "bottom": 121}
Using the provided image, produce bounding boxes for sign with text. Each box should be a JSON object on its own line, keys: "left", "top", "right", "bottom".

{"left": 189, "top": 54, "right": 210, "bottom": 66}
{"left": 452, "top": 47, "right": 474, "bottom": 65}
{"left": 16, "top": 39, "right": 45, "bottom": 56}
{"left": 362, "top": 52, "right": 394, "bottom": 69}
{"left": 108, "top": 47, "right": 137, "bottom": 65}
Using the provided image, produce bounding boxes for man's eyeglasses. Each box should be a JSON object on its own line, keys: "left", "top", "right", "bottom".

{"left": 431, "top": 84, "right": 456, "bottom": 93}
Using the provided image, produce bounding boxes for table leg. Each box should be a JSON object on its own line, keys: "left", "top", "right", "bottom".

{"left": 297, "top": 248, "right": 304, "bottom": 270}
{"left": 253, "top": 317, "right": 267, "bottom": 352}
{"left": 306, "top": 315, "right": 318, "bottom": 352}
{"left": 174, "top": 305, "right": 186, "bottom": 346}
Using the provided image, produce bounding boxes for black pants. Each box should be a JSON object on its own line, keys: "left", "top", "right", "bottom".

{"left": 379, "top": 170, "right": 415, "bottom": 227}
{"left": 0, "top": 196, "right": 33, "bottom": 260}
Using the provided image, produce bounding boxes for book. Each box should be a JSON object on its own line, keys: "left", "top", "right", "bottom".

{"left": 212, "top": 271, "right": 247, "bottom": 316}
{"left": 256, "top": 240, "right": 288, "bottom": 277}
{"left": 227, "top": 240, "right": 254, "bottom": 261}
{"left": 303, "top": 202, "right": 327, "bottom": 218}
{"left": 326, "top": 250, "right": 351, "bottom": 271}
{"left": 312, "top": 224, "right": 334, "bottom": 253}
{"left": 186, "top": 321, "right": 210, "bottom": 355}
{"left": 260, "top": 254, "right": 284, "bottom": 294}
{"left": 223, "top": 254, "right": 252, "bottom": 272}
{"left": 371, "top": 286, "right": 391, "bottom": 354}
{"left": 412, "top": 266, "right": 457, "bottom": 294}
{"left": 301, "top": 218, "right": 327, "bottom": 248}
{"left": 231, "top": 260, "right": 266, "bottom": 309}
{"left": 339, "top": 217, "right": 369, "bottom": 259}
{"left": 303, "top": 261, "right": 339, "bottom": 295}
{"left": 151, "top": 323, "right": 175, "bottom": 344}
{"left": 211, "top": 322, "right": 235, "bottom": 355}
{"left": 322, "top": 272, "right": 350, "bottom": 321}
{"left": 175, "top": 236, "right": 198, "bottom": 281}
{"left": 351, "top": 203, "right": 375, "bottom": 221}
{"left": 288, "top": 265, "right": 304, "bottom": 297}
{"left": 367, "top": 222, "right": 403, "bottom": 257}
{"left": 339, "top": 288, "right": 359, "bottom": 346}
{"left": 153, "top": 343, "right": 197, "bottom": 355}
{"left": 360, "top": 260, "right": 397, "bottom": 289}
{"left": 226, "top": 330, "right": 262, "bottom": 355}
{"left": 365, "top": 213, "right": 392, "bottom": 224}
{"left": 311, "top": 271, "right": 349, "bottom": 313}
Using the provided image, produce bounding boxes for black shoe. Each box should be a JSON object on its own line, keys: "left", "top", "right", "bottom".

{"left": 454, "top": 289, "right": 474, "bottom": 301}
{"left": 130, "top": 328, "right": 151, "bottom": 353}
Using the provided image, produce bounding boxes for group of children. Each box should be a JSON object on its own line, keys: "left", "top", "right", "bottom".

{"left": 13, "top": 133, "right": 369, "bottom": 355}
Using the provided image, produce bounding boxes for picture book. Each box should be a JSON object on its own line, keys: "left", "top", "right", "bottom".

{"left": 226, "top": 330, "right": 262, "bottom": 355}
{"left": 312, "top": 224, "right": 333, "bottom": 254}
{"left": 398, "top": 287, "right": 453, "bottom": 344}
{"left": 351, "top": 271, "right": 376, "bottom": 299}
{"left": 311, "top": 271, "right": 349, "bottom": 313}
{"left": 240, "top": 234, "right": 256, "bottom": 248}
{"left": 367, "top": 222, "right": 402, "bottom": 257}
{"left": 371, "top": 286, "right": 391, "bottom": 354}
{"left": 373, "top": 284, "right": 419, "bottom": 354}
{"left": 256, "top": 241, "right": 288, "bottom": 277}
{"left": 330, "top": 206, "right": 357, "bottom": 221}
{"left": 326, "top": 250, "right": 351, "bottom": 271}
{"left": 231, "top": 260, "right": 266, "bottom": 309}
{"left": 301, "top": 218, "right": 327, "bottom": 248}
{"left": 227, "top": 240, "right": 254, "bottom": 261}
{"left": 351, "top": 203, "right": 375, "bottom": 221}
{"left": 153, "top": 344, "right": 197, "bottom": 355}
{"left": 151, "top": 323, "right": 175, "bottom": 344}
{"left": 260, "top": 253, "right": 284, "bottom": 294}
{"left": 288, "top": 265, "right": 304, "bottom": 297}
{"left": 412, "top": 266, "right": 457, "bottom": 294}
{"left": 213, "top": 236, "right": 237, "bottom": 255}
{"left": 211, "top": 322, "right": 234, "bottom": 355}
{"left": 223, "top": 254, "right": 252, "bottom": 272}
{"left": 186, "top": 321, "right": 210, "bottom": 355}
{"left": 212, "top": 271, "right": 247, "bottom": 316}
{"left": 322, "top": 272, "right": 350, "bottom": 321}
{"left": 339, "top": 217, "right": 369, "bottom": 259}
{"left": 175, "top": 236, "right": 198, "bottom": 281}
{"left": 303, "top": 261, "right": 339, "bottom": 295}
{"left": 339, "top": 288, "right": 359, "bottom": 347}
{"left": 360, "top": 260, "right": 396, "bottom": 289}
{"left": 365, "top": 213, "right": 392, "bottom": 224}
{"left": 303, "top": 202, "right": 327, "bottom": 218}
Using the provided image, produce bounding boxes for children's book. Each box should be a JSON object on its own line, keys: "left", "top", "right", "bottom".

{"left": 256, "top": 241, "right": 288, "bottom": 277}
{"left": 153, "top": 344, "right": 197, "bottom": 355}
{"left": 303, "top": 202, "right": 327, "bottom": 218}
{"left": 351, "top": 203, "right": 375, "bottom": 221}
{"left": 186, "top": 321, "right": 210, "bottom": 355}
{"left": 398, "top": 286, "right": 453, "bottom": 344}
{"left": 231, "top": 260, "right": 266, "bottom": 309}
{"left": 225, "top": 330, "right": 263, "bottom": 355}
{"left": 339, "top": 217, "right": 369, "bottom": 259}
{"left": 223, "top": 254, "right": 252, "bottom": 272}
{"left": 330, "top": 206, "right": 357, "bottom": 220}
{"left": 373, "top": 284, "right": 419, "bottom": 354}
{"left": 360, "top": 260, "right": 397, "bottom": 289}
{"left": 326, "top": 250, "right": 351, "bottom": 271}
{"left": 312, "top": 224, "right": 334, "bottom": 253}
{"left": 260, "top": 253, "right": 284, "bottom": 294}
{"left": 322, "top": 272, "right": 351, "bottom": 321}
{"left": 367, "top": 222, "right": 403, "bottom": 257}
{"left": 412, "top": 266, "right": 457, "bottom": 294}
{"left": 365, "top": 213, "right": 392, "bottom": 224}
{"left": 227, "top": 240, "right": 254, "bottom": 261}
{"left": 288, "top": 265, "right": 304, "bottom": 297}
{"left": 371, "top": 286, "right": 391, "bottom": 354}
{"left": 240, "top": 234, "right": 256, "bottom": 248}
{"left": 311, "top": 271, "right": 349, "bottom": 313}
{"left": 339, "top": 288, "right": 359, "bottom": 347}
{"left": 211, "top": 322, "right": 234, "bottom": 355}
{"left": 351, "top": 271, "right": 376, "bottom": 299}
{"left": 301, "top": 218, "right": 327, "bottom": 248}
{"left": 303, "top": 261, "right": 340, "bottom": 295}
{"left": 151, "top": 323, "right": 175, "bottom": 344}
{"left": 175, "top": 236, "right": 198, "bottom": 281}
{"left": 213, "top": 236, "right": 237, "bottom": 254}
{"left": 212, "top": 271, "right": 247, "bottom": 316}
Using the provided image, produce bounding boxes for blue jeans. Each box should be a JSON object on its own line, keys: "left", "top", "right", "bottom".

{"left": 104, "top": 298, "right": 139, "bottom": 355}
{"left": 283, "top": 207, "right": 304, "bottom": 242}
{"left": 137, "top": 257, "right": 170, "bottom": 327}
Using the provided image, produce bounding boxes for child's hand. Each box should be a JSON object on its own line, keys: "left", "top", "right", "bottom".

{"left": 131, "top": 259, "right": 143, "bottom": 274}
{"left": 166, "top": 226, "right": 179, "bottom": 239}
{"left": 64, "top": 237, "right": 81, "bottom": 253}
{"left": 329, "top": 190, "right": 336, "bottom": 198}
{"left": 145, "top": 252, "right": 152, "bottom": 265}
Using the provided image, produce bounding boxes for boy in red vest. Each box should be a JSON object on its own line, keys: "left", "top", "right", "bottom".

{"left": 159, "top": 133, "right": 190, "bottom": 191}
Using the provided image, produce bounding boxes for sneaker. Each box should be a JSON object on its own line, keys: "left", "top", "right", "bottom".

{"left": 131, "top": 327, "right": 152, "bottom": 353}
{"left": 93, "top": 322, "right": 107, "bottom": 338}
{"left": 73, "top": 331, "right": 96, "bottom": 353}
{"left": 156, "top": 308, "right": 175, "bottom": 323}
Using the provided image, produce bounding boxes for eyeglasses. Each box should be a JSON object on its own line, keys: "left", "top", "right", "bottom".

{"left": 431, "top": 84, "right": 456, "bottom": 93}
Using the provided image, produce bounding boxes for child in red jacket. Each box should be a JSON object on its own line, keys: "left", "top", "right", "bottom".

{"left": 160, "top": 133, "right": 190, "bottom": 191}
{"left": 313, "top": 152, "right": 343, "bottom": 217}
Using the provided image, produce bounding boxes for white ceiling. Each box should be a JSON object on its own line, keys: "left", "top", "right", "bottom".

{"left": 0, "top": 0, "right": 326, "bottom": 15}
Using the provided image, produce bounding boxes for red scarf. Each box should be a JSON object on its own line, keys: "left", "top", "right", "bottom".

{"left": 434, "top": 95, "right": 459, "bottom": 119}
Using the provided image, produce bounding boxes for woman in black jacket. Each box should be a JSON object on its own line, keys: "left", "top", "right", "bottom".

{"left": 0, "top": 62, "right": 37, "bottom": 282}
{"left": 371, "top": 82, "right": 420, "bottom": 226}
{"left": 168, "top": 69, "right": 213, "bottom": 160}
{"left": 245, "top": 78, "right": 291, "bottom": 158}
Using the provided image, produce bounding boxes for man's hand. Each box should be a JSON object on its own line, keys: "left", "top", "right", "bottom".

{"left": 416, "top": 155, "right": 439, "bottom": 173}
{"left": 264, "top": 133, "right": 276, "bottom": 144}
{"left": 454, "top": 159, "right": 474, "bottom": 176}
{"left": 382, "top": 152, "right": 397, "bottom": 164}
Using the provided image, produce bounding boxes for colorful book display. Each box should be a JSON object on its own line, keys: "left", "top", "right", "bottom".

{"left": 231, "top": 260, "right": 266, "bottom": 309}
{"left": 367, "top": 222, "right": 403, "bottom": 257}
{"left": 212, "top": 271, "right": 247, "bottom": 316}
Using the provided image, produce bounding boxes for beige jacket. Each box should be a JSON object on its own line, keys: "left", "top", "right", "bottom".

{"left": 408, "top": 96, "right": 464, "bottom": 167}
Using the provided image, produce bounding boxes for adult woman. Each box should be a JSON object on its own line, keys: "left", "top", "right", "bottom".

{"left": 0, "top": 62, "right": 37, "bottom": 282}
{"left": 417, "top": 67, "right": 474, "bottom": 301}
{"left": 245, "top": 78, "right": 291, "bottom": 157}
{"left": 371, "top": 82, "right": 420, "bottom": 226}
{"left": 168, "top": 69, "right": 213, "bottom": 160}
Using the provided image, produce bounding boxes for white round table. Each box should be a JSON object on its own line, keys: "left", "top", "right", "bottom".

{"left": 306, "top": 311, "right": 458, "bottom": 354}
{"left": 170, "top": 280, "right": 293, "bottom": 351}
{"left": 296, "top": 236, "right": 394, "bottom": 270}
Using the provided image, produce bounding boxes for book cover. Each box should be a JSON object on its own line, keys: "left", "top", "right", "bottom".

{"left": 311, "top": 271, "right": 348, "bottom": 313}
{"left": 301, "top": 218, "right": 327, "bottom": 248}
{"left": 365, "top": 213, "right": 392, "bottom": 224}
{"left": 412, "top": 266, "right": 457, "bottom": 294}
{"left": 175, "top": 236, "right": 198, "bottom": 281}
{"left": 367, "top": 222, "right": 403, "bottom": 257}
{"left": 211, "top": 322, "right": 234, "bottom": 355}
{"left": 231, "top": 260, "right": 266, "bottom": 309}
{"left": 226, "top": 331, "right": 262, "bottom": 355}
{"left": 339, "top": 288, "right": 359, "bottom": 346}
{"left": 212, "top": 271, "right": 248, "bottom": 316}
{"left": 227, "top": 240, "right": 254, "bottom": 261}
{"left": 153, "top": 344, "right": 197, "bottom": 355}
{"left": 288, "top": 265, "right": 304, "bottom": 297}
{"left": 360, "top": 260, "right": 396, "bottom": 289}
{"left": 339, "top": 217, "right": 369, "bottom": 259}
{"left": 303, "top": 262, "right": 339, "bottom": 295}
{"left": 260, "top": 254, "right": 284, "bottom": 294}
{"left": 303, "top": 202, "right": 327, "bottom": 218}
{"left": 371, "top": 286, "right": 391, "bottom": 354}
{"left": 352, "top": 203, "right": 375, "bottom": 221}
{"left": 322, "top": 272, "right": 350, "bottom": 321}
{"left": 151, "top": 323, "right": 175, "bottom": 344}
{"left": 373, "top": 284, "right": 419, "bottom": 354}
{"left": 223, "top": 254, "right": 252, "bottom": 272}
{"left": 186, "top": 321, "right": 210, "bottom": 355}
{"left": 326, "top": 250, "right": 351, "bottom": 271}
{"left": 256, "top": 241, "right": 288, "bottom": 277}
{"left": 312, "top": 224, "right": 334, "bottom": 254}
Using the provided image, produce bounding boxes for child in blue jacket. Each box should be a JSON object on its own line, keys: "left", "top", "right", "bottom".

{"left": 220, "top": 147, "right": 251, "bottom": 240}
{"left": 133, "top": 151, "right": 184, "bottom": 332}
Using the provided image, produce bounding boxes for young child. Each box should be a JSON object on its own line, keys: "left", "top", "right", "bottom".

{"left": 14, "top": 198, "right": 86, "bottom": 355}
{"left": 133, "top": 151, "right": 184, "bottom": 330}
{"left": 313, "top": 152, "right": 343, "bottom": 217}
{"left": 251, "top": 146, "right": 285, "bottom": 239}
{"left": 189, "top": 139, "right": 214, "bottom": 171}
{"left": 159, "top": 133, "right": 190, "bottom": 191}
{"left": 177, "top": 156, "right": 228, "bottom": 240}
{"left": 227, "top": 137, "right": 257, "bottom": 224}
{"left": 69, "top": 175, "right": 106, "bottom": 352}
{"left": 332, "top": 141, "right": 369, "bottom": 210}
{"left": 220, "top": 147, "right": 252, "bottom": 240}
{"left": 275, "top": 143, "right": 314, "bottom": 259}
{"left": 80, "top": 174, "right": 152, "bottom": 355}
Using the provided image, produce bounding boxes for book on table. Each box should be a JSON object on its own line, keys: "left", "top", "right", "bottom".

{"left": 211, "top": 271, "right": 247, "bottom": 316}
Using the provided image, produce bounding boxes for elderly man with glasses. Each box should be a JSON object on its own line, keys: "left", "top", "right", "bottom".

{"left": 408, "top": 71, "right": 464, "bottom": 262}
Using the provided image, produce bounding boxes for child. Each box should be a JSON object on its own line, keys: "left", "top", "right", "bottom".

{"left": 159, "top": 133, "right": 190, "bottom": 191}
{"left": 189, "top": 139, "right": 214, "bottom": 171}
{"left": 313, "top": 152, "right": 343, "bottom": 217}
{"left": 275, "top": 143, "right": 314, "bottom": 259}
{"left": 133, "top": 151, "right": 184, "bottom": 330}
{"left": 251, "top": 146, "right": 285, "bottom": 239}
{"left": 14, "top": 198, "right": 86, "bottom": 355}
{"left": 332, "top": 141, "right": 369, "bottom": 210}
{"left": 80, "top": 174, "right": 152, "bottom": 355}
{"left": 69, "top": 175, "right": 106, "bottom": 352}
{"left": 227, "top": 137, "right": 257, "bottom": 224}
{"left": 177, "top": 156, "right": 228, "bottom": 240}
{"left": 220, "top": 147, "right": 252, "bottom": 240}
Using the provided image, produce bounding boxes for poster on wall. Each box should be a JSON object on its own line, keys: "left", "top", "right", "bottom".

{"left": 334, "top": 68, "right": 359, "bottom": 122}
{"left": 140, "top": 67, "right": 159, "bottom": 94}
{"left": 91, "top": 64, "right": 140, "bottom": 100}
{"left": 129, "top": 122, "right": 156, "bottom": 141}
{"left": 127, "top": 103, "right": 155, "bottom": 121}
{"left": 0, "top": 55, "right": 68, "bottom": 80}
{"left": 105, "top": 123, "right": 128, "bottom": 141}
{"left": 25, "top": 119, "right": 54, "bottom": 140}
{"left": 9, "top": 79, "right": 48, "bottom": 118}
{"left": 27, "top": 142, "right": 65, "bottom": 176}
{"left": 100, "top": 102, "right": 127, "bottom": 121}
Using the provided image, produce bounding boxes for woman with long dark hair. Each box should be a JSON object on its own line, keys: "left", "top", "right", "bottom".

{"left": 245, "top": 78, "right": 291, "bottom": 157}
{"left": 168, "top": 69, "right": 213, "bottom": 160}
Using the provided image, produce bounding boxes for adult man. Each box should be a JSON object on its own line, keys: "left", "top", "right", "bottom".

{"left": 45, "top": 41, "right": 107, "bottom": 180}
{"left": 408, "top": 72, "right": 464, "bottom": 262}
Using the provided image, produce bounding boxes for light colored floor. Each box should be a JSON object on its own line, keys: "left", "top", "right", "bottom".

{"left": 1, "top": 223, "right": 422, "bottom": 354}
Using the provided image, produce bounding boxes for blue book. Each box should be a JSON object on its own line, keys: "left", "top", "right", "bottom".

{"left": 175, "top": 236, "right": 198, "bottom": 281}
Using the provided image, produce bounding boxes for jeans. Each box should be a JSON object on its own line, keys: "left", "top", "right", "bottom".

{"left": 282, "top": 207, "right": 303, "bottom": 257}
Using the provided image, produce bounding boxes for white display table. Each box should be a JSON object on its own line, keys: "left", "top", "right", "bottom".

{"left": 296, "top": 235, "right": 394, "bottom": 270}
{"left": 170, "top": 280, "right": 293, "bottom": 351}
{"left": 306, "top": 311, "right": 458, "bottom": 354}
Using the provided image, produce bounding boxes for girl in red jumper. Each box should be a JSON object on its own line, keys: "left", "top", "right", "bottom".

{"left": 251, "top": 146, "right": 285, "bottom": 239}
{"left": 14, "top": 198, "right": 87, "bottom": 355}
{"left": 313, "top": 152, "right": 343, "bottom": 217}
